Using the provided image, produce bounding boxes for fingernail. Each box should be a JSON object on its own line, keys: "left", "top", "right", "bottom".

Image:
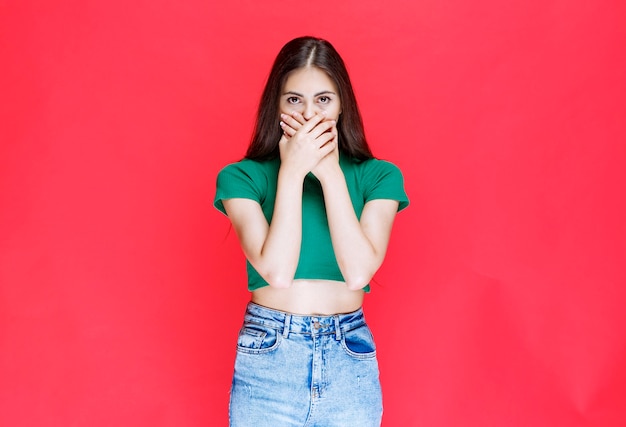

{"left": 279, "top": 121, "right": 285, "bottom": 127}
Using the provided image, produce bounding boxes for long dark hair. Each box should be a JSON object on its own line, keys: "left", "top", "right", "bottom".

{"left": 245, "top": 36, "right": 373, "bottom": 161}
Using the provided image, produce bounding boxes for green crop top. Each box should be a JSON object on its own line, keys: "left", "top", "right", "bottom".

{"left": 214, "top": 155, "right": 409, "bottom": 292}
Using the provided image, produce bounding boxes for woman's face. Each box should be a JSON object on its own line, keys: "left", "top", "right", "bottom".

{"left": 280, "top": 67, "right": 341, "bottom": 121}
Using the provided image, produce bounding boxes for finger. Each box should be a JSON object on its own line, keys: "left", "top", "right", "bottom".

{"left": 325, "top": 123, "right": 338, "bottom": 140}
{"left": 310, "top": 119, "right": 336, "bottom": 140}
{"left": 280, "top": 113, "right": 303, "bottom": 131}
{"left": 314, "top": 128, "right": 337, "bottom": 148}
{"left": 323, "top": 123, "right": 339, "bottom": 144}
{"left": 299, "top": 112, "right": 327, "bottom": 134}
{"left": 318, "top": 138, "right": 337, "bottom": 157}
{"left": 288, "top": 112, "right": 307, "bottom": 127}
{"left": 279, "top": 120, "right": 297, "bottom": 137}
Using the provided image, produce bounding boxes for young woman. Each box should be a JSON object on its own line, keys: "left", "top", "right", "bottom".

{"left": 214, "top": 36, "right": 409, "bottom": 426}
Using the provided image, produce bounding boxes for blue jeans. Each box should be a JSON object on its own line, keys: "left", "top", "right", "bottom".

{"left": 229, "top": 302, "right": 383, "bottom": 427}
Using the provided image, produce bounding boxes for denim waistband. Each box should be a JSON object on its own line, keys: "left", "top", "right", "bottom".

{"left": 243, "top": 302, "right": 367, "bottom": 340}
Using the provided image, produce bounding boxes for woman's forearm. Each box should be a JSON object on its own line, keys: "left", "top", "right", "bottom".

{"left": 256, "top": 168, "right": 305, "bottom": 288}
{"left": 318, "top": 167, "right": 389, "bottom": 290}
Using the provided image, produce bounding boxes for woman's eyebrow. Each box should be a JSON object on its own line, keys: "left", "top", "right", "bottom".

{"left": 282, "top": 90, "right": 337, "bottom": 97}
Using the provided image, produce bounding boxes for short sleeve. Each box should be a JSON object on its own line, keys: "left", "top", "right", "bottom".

{"left": 363, "top": 160, "right": 409, "bottom": 212}
{"left": 214, "top": 161, "right": 265, "bottom": 216}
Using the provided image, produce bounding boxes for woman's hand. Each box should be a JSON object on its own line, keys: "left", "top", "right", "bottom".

{"left": 279, "top": 112, "right": 337, "bottom": 179}
{"left": 310, "top": 132, "right": 340, "bottom": 183}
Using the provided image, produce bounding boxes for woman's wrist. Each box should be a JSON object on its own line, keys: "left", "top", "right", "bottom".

{"left": 278, "top": 162, "right": 309, "bottom": 183}
{"left": 316, "top": 162, "right": 343, "bottom": 187}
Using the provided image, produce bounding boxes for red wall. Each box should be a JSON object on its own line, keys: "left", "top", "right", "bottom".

{"left": 2, "top": 1, "right": 625, "bottom": 426}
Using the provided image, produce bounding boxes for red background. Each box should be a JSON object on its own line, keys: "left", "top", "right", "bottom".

{"left": 2, "top": 1, "right": 625, "bottom": 426}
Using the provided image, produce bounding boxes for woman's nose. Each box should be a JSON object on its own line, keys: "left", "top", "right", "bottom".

{"left": 303, "top": 103, "right": 320, "bottom": 120}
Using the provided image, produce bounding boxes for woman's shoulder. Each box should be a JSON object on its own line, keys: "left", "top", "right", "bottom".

{"left": 214, "top": 157, "right": 280, "bottom": 214}
{"left": 342, "top": 155, "right": 404, "bottom": 176}
{"left": 342, "top": 155, "right": 409, "bottom": 210}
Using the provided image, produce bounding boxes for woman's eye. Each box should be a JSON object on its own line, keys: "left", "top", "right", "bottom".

{"left": 287, "top": 97, "right": 300, "bottom": 104}
{"left": 318, "top": 96, "right": 330, "bottom": 103}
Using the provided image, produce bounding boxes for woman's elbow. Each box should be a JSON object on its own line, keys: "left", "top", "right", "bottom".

{"left": 344, "top": 274, "right": 373, "bottom": 291}
{"left": 339, "top": 261, "right": 379, "bottom": 290}
{"left": 264, "top": 272, "right": 294, "bottom": 289}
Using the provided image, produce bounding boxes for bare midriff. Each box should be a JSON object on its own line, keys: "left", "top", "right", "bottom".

{"left": 251, "top": 279, "right": 365, "bottom": 316}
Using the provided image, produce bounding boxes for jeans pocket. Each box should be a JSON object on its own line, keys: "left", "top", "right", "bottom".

{"left": 341, "top": 324, "right": 377, "bottom": 359}
{"left": 236, "top": 323, "right": 282, "bottom": 354}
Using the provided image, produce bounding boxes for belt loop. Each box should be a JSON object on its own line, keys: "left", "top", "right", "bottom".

{"left": 334, "top": 315, "right": 341, "bottom": 341}
{"left": 283, "top": 314, "right": 291, "bottom": 338}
